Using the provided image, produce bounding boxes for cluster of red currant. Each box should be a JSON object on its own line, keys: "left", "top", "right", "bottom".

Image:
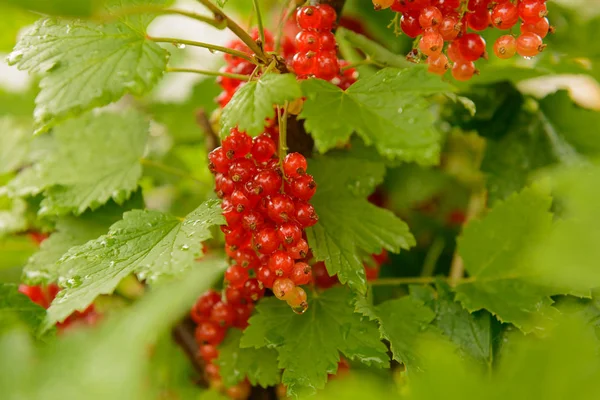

{"left": 291, "top": 4, "right": 341, "bottom": 80}
{"left": 374, "top": 0, "right": 550, "bottom": 80}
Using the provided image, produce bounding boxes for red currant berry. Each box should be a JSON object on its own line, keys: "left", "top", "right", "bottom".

{"left": 286, "top": 286, "right": 308, "bottom": 311}
{"left": 210, "top": 301, "right": 236, "bottom": 327}
{"left": 516, "top": 32, "right": 545, "bottom": 57}
{"left": 518, "top": 0, "right": 547, "bottom": 23}
{"left": 433, "top": 0, "right": 460, "bottom": 12}
{"left": 491, "top": 1, "right": 519, "bottom": 30}
{"left": 427, "top": 54, "right": 449, "bottom": 75}
{"left": 224, "top": 227, "right": 250, "bottom": 248}
{"left": 267, "top": 194, "right": 295, "bottom": 224}
{"left": 233, "top": 248, "right": 260, "bottom": 269}
{"left": 233, "top": 303, "right": 254, "bottom": 329}
{"left": 222, "top": 128, "right": 252, "bottom": 159}
{"left": 223, "top": 207, "right": 241, "bottom": 227}
{"left": 283, "top": 153, "right": 308, "bottom": 178}
{"left": 228, "top": 158, "right": 256, "bottom": 183}
{"left": 446, "top": 40, "right": 464, "bottom": 62}
{"left": 204, "top": 363, "right": 220, "bottom": 379}
{"left": 291, "top": 262, "right": 312, "bottom": 285}
{"left": 319, "top": 32, "right": 337, "bottom": 52}
{"left": 296, "top": 6, "right": 321, "bottom": 30}
{"left": 230, "top": 190, "right": 251, "bottom": 213}
{"left": 192, "top": 290, "right": 221, "bottom": 321}
{"left": 494, "top": 35, "right": 517, "bottom": 59}
{"left": 292, "top": 52, "right": 317, "bottom": 76}
{"left": 277, "top": 222, "right": 303, "bottom": 245}
{"left": 312, "top": 261, "right": 338, "bottom": 288}
{"left": 253, "top": 226, "right": 281, "bottom": 254}
{"left": 208, "top": 147, "right": 229, "bottom": 174}
{"left": 243, "top": 278, "right": 265, "bottom": 301}
{"left": 287, "top": 175, "right": 317, "bottom": 201}
{"left": 400, "top": 11, "right": 422, "bottom": 38}
{"left": 268, "top": 250, "right": 295, "bottom": 277}
{"left": 199, "top": 344, "right": 219, "bottom": 363}
{"left": 257, "top": 265, "right": 276, "bottom": 288}
{"left": 521, "top": 17, "right": 550, "bottom": 39}
{"left": 316, "top": 4, "right": 337, "bottom": 30}
{"left": 294, "top": 201, "right": 318, "bottom": 227}
{"left": 215, "top": 174, "right": 235, "bottom": 198}
{"left": 195, "top": 320, "right": 226, "bottom": 345}
{"left": 251, "top": 134, "right": 276, "bottom": 163}
{"left": 225, "top": 265, "right": 250, "bottom": 288}
{"left": 439, "top": 15, "right": 461, "bottom": 40}
{"left": 452, "top": 61, "right": 477, "bottom": 81}
{"left": 273, "top": 278, "right": 296, "bottom": 300}
{"left": 296, "top": 31, "right": 320, "bottom": 52}
{"left": 242, "top": 211, "right": 265, "bottom": 232}
{"left": 286, "top": 238, "right": 309, "bottom": 259}
{"left": 316, "top": 52, "right": 339, "bottom": 81}
{"left": 457, "top": 33, "right": 486, "bottom": 61}
{"left": 419, "top": 6, "right": 442, "bottom": 29}
{"left": 410, "top": 0, "right": 432, "bottom": 9}
{"left": 225, "top": 286, "right": 244, "bottom": 304}
{"left": 467, "top": 8, "right": 491, "bottom": 31}
{"left": 419, "top": 31, "right": 444, "bottom": 56}
{"left": 468, "top": 0, "right": 490, "bottom": 11}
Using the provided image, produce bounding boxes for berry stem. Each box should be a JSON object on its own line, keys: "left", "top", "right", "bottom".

{"left": 252, "top": 0, "right": 266, "bottom": 47}
{"left": 140, "top": 158, "right": 209, "bottom": 185}
{"left": 195, "top": 0, "right": 268, "bottom": 63}
{"left": 148, "top": 37, "right": 257, "bottom": 64}
{"left": 94, "top": 5, "right": 227, "bottom": 29}
{"left": 420, "top": 236, "right": 445, "bottom": 277}
{"left": 277, "top": 102, "right": 289, "bottom": 168}
{"left": 166, "top": 67, "right": 252, "bottom": 81}
{"left": 274, "top": 0, "right": 298, "bottom": 53}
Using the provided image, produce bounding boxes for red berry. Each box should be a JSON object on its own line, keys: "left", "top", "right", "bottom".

{"left": 257, "top": 265, "right": 276, "bottom": 288}
{"left": 312, "top": 261, "right": 338, "bottom": 288}
{"left": 204, "top": 363, "right": 220, "bottom": 379}
{"left": 468, "top": 0, "right": 490, "bottom": 11}
{"left": 223, "top": 207, "right": 242, "bottom": 227}
{"left": 467, "top": 8, "right": 491, "bottom": 31}
{"left": 253, "top": 226, "right": 281, "bottom": 254}
{"left": 226, "top": 380, "right": 252, "bottom": 400}
{"left": 427, "top": 54, "right": 449, "bottom": 75}
{"left": 294, "top": 201, "right": 318, "bottom": 227}
{"left": 419, "top": 6, "right": 442, "bottom": 29}
{"left": 446, "top": 40, "right": 464, "bottom": 62}
{"left": 273, "top": 278, "right": 296, "bottom": 300}
{"left": 195, "top": 320, "right": 226, "bottom": 345}
{"left": 224, "top": 227, "right": 250, "bottom": 248}
{"left": 316, "top": 52, "right": 339, "bottom": 81}
{"left": 457, "top": 33, "right": 486, "bottom": 61}
{"left": 518, "top": 0, "right": 547, "bottom": 23}
{"left": 268, "top": 250, "right": 295, "bottom": 277}
{"left": 287, "top": 175, "right": 317, "bottom": 201}
{"left": 400, "top": 11, "right": 422, "bottom": 38}
{"left": 243, "top": 278, "right": 265, "bottom": 301}
{"left": 210, "top": 301, "right": 236, "bottom": 327}
{"left": 225, "top": 286, "right": 244, "bottom": 304}
{"left": 215, "top": 174, "right": 235, "bottom": 198}
{"left": 316, "top": 4, "right": 337, "bottom": 30}
{"left": 439, "top": 15, "right": 461, "bottom": 40}
{"left": 286, "top": 238, "right": 309, "bottom": 259}
{"left": 283, "top": 153, "right": 307, "bottom": 178}
{"left": 277, "top": 222, "right": 303, "bottom": 245}
{"left": 242, "top": 211, "right": 265, "bottom": 232}
{"left": 291, "top": 262, "right": 312, "bottom": 285}
{"left": 208, "top": 147, "right": 229, "bottom": 174}
{"left": 319, "top": 32, "right": 337, "bottom": 52}
{"left": 452, "top": 61, "right": 477, "bottom": 81}
{"left": 225, "top": 265, "right": 249, "bottom": 287}
{"left": 491, "top": 1, "right": 519, "bottom": 30}
{"left": 253, "top": 169, "right": 282, "bottom": 196}
{"left": 233, "top": 303, "right": 254, "bottom": 328}
{"left": 516, "top": 32, "right": 545, "bottom": 57}
{"left": 199, "top": 344, "right": 219, "bottom": 363}
{"left": 494, "top": 35, "right": 517, "bottom": 59}
{"left": 419, "top": 31, "right": 444, "bottom": 56}
{"left": 267, "top": 194, "right": 295, "bottom": 224}
{"left": 228, "top": 158, "right": 256, "bottom": 183}
{"left": 286, "top": 286, "right": 308, "bottom": 311}
{"left": 193, "top": 290, "right": 221, "bottom": 320}
{"left": 251, "top": 134, "right": 276, "bottom": 163}
{"left": 296, "top": 31, "right": 320, "bottom": 52}
{"left": 521, "top": 17, "right": 550, "bottom": 38}
{"left": 231, "top": 190, "right": 251, "bottom": 213}
{"left": 296, "top": 6, "right": 321, "bottom": 30}
{"left": 222, "top": 129, "right": 252, "bottom": 159}
{"left": 292, "top": 52, "right": 317, "bottom": 76}
{"left": 433, "top": 0, "right": 460, "bottom": 12}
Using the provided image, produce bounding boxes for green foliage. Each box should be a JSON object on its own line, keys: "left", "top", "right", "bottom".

{"left": 0, "top": 117, "right": 32, "bottom": 175}
{"left": 8, "top": 0, "right": 169, "bottom": 132}
{"left": 241, "top": 287, "right": 388, "bottom": 396}
{"left": 306, "top": 154, "right": 415, "bottom": 293}
{"left": 216, "top": 329, "right": 280, "bottom": 388}
{"left": 46, "top": 199, "right": 224, "bottom": 325}
{"left": 2, "top": 0, "right": 104, "bottom": 16}
{"left": 220, "top": 73, "right": 301, "bottom": 137}
{"left": 0, "top": 283, "right": 48, "bottom": 337}
{"left": 300, "top": 68, "right": 453, "bottom": 165}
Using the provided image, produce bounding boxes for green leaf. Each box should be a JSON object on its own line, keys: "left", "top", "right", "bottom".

{"left": 217, "top": 329, "right": 280, "bottom": 388}
{"left": 220, "top": 73, "right": 302, "bottom": 137}
{"left": 0, "top": 117, "right": 32, "bottom": 175}
{"left": 455, "top": 187, "right": 561, "bottom": 333}
{"left": 241, "top": 287, "right": 388, "bottom": 397}
{"left": 299, "top": 67, "right": 453, "bottom": 165}
{"left": 0, "top": 283, "right": 47, "bottom": 337}
{"left": 22, "top": 194, "right": 143, "bottom": 285}
{"left": 0, "top": 236, "right": 38, "bottom": 283}
{"left": 0, "top": 258, "right": 225, "bottom": 400}
{"left": 0, "top": 195, "right": 28, "bottom": 237}
{"left": 8, "top": 0, "right": 169, "bottom": 132}
{"left": 9, "top": 111, "right": 148, "bottom": 215}
{"left": 2, "top": 0, "right": 103, "bottom": 16}
{"left": 46, "top": 199, "right": 224, "bottom": 325}
{"left": 336, "top": 28, "right": 413, "bottom": 69}
{"left": 374, "top": 297, "right": 436, "bottom": 368}
{"left": 306, "top": 155, "right": 415, "bottom": 293}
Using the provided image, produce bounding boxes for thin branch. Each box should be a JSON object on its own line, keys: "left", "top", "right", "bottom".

{"left": 252, "top": 0, "right": 266, "bottom": 46}
{"left": 140, "top": 158, "right": 207, "bottom": 185}
{"left": 277, "top": 102, "right": 289, "bottom": 164}
{"left": 148, "top": 36, "right": 256, "bottom": 64}
{"left": 274, "top": 0, "right": 297, "bottom": 53}
{"left": 369, "top": 276, "right": 438, "bottom": 286}
{"left": 196, "top": 108, "right": 220, "bottom": 152}
{"left": 340, "top": 58, "right": 383, "bottom": 71}
{"left": 166, "top": 67, "right": 251, "bottom": 81}
{"left": 95, "top": 5, "right": 226, "bottom": 29}
{"left": 195, "top": 0, "right": 267, "bottom": 63}
{"left": 421, "top": 236, "right": 445, "bottom": 277}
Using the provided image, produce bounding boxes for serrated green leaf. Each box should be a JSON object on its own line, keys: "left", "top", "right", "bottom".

{"left": 0, "top": 195, "right": 28, "bottom": 237}
{"left": 2, "top": 0, "right": 103, "bottom": 16}
{"left": 0, "top": 258, "right": 224, "bottom": 400}
{"left": 336, "top": 28, "right": 412, "bottom": 69}
{"left": 375, "top": 297, "right": 436, "bottom": 369}
{"left": 217, "top": 329, "right": 280, "bottom": 388}
{"left": 46, "top": 199, "right": 224, "bottom": 325}
{"left": 0, "top": 117, "right": 32, "bottom": 175}
{"left": 0, "top": 283, "right": 47, "bottom": 337}
{"left": 8, "top": 0, "right": 169, "bottom": 132}
{"left": 8, "top": 112, "right": 148, "bottom": 215}
{"left": 22, "top": 194, "right": 143, "bottom": 285}
{"left": 299, "top": 67, "right": 453, "bottom": 165}
{"left": 220, "top": 73, "right": 302, "bottom": 137}
{"left": 241, "top": 287, "right": 388, "bottom": 397}
{"left": 455, "top": 187, "right": 561, "bottom": 333}
{"left": 306, "top": 156, "right": 415, "bottom": 293}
